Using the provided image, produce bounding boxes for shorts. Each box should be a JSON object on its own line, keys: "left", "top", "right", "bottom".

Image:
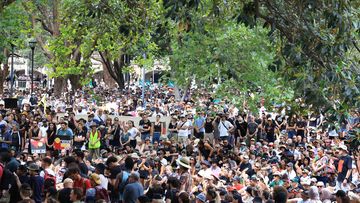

{"left": 141, "top": 133, "right": 150, "bottom": 141}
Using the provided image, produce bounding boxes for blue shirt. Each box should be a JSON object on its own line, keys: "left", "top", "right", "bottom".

{"left": 0, "top": 130, "right": 12, "bottom": 149}
{"left": 29, "top": 175, "right": 44, "bottom": 203}
{"left": 57, "top": 128, "right": 73, "bottom": 138}
{"left": 123, "top": 182, "right": 144, "bottom": 203}
{"left": 195, "top": 117, "right": 205, "bottom": 133}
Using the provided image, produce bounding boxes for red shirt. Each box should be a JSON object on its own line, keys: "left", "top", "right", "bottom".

{"left": 73, "top": 177, "right": 91, "bottom": 195}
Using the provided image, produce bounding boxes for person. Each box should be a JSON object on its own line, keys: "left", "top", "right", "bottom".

{"left": 334, "top": 190, "right": 350, "bottom": 203}
{"left": 87, "top": 122, "right": 101, "bottom": 160}
{"left": 139, "top": 114, "right": 151, "bottom": 142}
{"left": 58, "top": 178, "right": 73, "bottom": 203}
{"left": 177, "top": 115, "right": 190, "bottom": 146}
{"left": 45, "top": 123, "right": 56, "bottom": 155}
{"left": 87, "top": 173, "right": 109, "bottom": 202}
{"left": 94, "top": 163, "right": 108, "bottom": 190}
{"left": 336, "top": 145, "right": 353, "bottom": 192}
{"left": 167, "top": 116, "right": 178, "bottom": 141}
{"left": 216, "top": 113, "right": 234, "bottom": 141}
{"left": 68, "top": 166, "right": 91, "bottom": 196}
{"left": 127, "top": 121, "right": 139, "bottom": 149}
{"left": 10, "top": 125, "right": 21, "bottom": 152}
{"left": 115, "top": 156, "right": 134, "bottom": 202}
{"left": 70, "top": 188, "right": 84, "bottom": 203}
{"left": 123, "top": 172, "right": 144, "bottom": 203}
{"left": 177, "top": 157, "right": 192, "bottom": 193}
{"left": 194, "top": 112, "right": 205, "bottom": 139}
{"left": 27, "top": 163, "right": 44, "bottom": 203}
{"left": 152, "top": 115, "right": 162, "bottom": 144}
{"left": 19, "top": 183, "right": 35, "bottom": 203}
{"left": 0, "top": 125, "right": 13, "bottom": 152}
{"left": 273, "top": 186, "right": 288, "bottom": 203}
{"left": 73, "top": 120, "right": 87, "bottom": 150}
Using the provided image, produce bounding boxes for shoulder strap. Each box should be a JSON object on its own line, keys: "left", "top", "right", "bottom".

{"left": 221, "top": 121, "right": 229, "bottom": 130}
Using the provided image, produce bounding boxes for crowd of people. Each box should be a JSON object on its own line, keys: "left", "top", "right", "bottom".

{"left": 0, "top": 84, "right": 359, "bottom": 203}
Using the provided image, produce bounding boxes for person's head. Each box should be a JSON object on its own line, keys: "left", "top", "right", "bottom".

{"left": 320, "top": 188, "right": 332, "bottom": 201}
{"left": 89, "top": 173, "right": 101, "bottom": 187}
{"left": 127, "top": 120, "right": 134, "bottom": 128}
{"left": 74, "top": 151, "right": 85, "bottom": 161}
{"left": 63, "top": 178, "right": 74, "bottom": 189}
{"left": 128, "top": 172, "right": 140, "bottom": 183}
{"left": 68, "top": 166, "right": 81, "bottom": 181}
{"left": 273, "top": 186, "right": 288, "bottom": 203}
{"left": 41, "top": 157, "right": 52, "bottom": 169}
{"left": 106, "top": 156, "right": 119, "bottom": 169}
{"left": 142, "top": 114, "right": 148, "bottom": 120}
{"left": 60, "top": 122, "right": 67, "bottom": 130}
{"left": 335, "top": 190, "right": 349, "bottom": 203}
{"left": 19, "top": 183, "right": 33, "bottom": 200}
{"left": 206, "top": 187, "right": 217, "bottom": 201}
{"left": 124, "top": 156, "right": 134, "bottom": 171}
{"left": 70, "top": 188, "right": 83, "bottom": 202}
{"left": 106, "top": 118, "right": 112, "bottom": 126}
{"left": 156, "top": 115, "right": 161, "bottom": 121}
{"left": 178, "top": 191, "right": 190, "bottom": 203}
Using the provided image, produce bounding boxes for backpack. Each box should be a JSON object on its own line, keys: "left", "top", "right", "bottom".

{"left": 95, "top": 186, "right": 110, "bottom": 202}
{"left": 43, "top": 169, "right": 56, "bottom": 191}
{"left": 0, "top": 163, "right": 13, "bottom": 191}
{"left": 118, "top": 171, "right": 130, "bottom": 199}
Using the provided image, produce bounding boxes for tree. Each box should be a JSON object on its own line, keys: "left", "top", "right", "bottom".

{"left": 236, "top": 0, "right": 360, "bottom": 114}
{"left": 0, "top": 1, "right": 29, "bottom": 95}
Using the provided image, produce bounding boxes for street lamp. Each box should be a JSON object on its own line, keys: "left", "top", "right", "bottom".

{"left": 29, "top": 39, "right": 36, "bottom": 94}
{"left": 10, "top": 44, "right": 15, "bottom": 97}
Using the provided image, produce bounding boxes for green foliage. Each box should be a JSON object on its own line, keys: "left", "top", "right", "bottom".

{"left": 0, "top": 2, "right": 30, "bottom": 62}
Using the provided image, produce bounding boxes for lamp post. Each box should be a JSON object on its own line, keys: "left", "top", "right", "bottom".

{"left": 29, "top": 39, "right": 36, "bottom": 94}
{"left": 10, "top": 44, "right": 15, "bottom": 97}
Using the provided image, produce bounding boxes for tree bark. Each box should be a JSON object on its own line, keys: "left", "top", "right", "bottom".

{"left": 53, "top": 77, "right": 66, "bottom": 97}
{"left": 99, "top": 51, "right": 126, "bottom": 91}
{"left": 0, "top": 49, "right": 10, "bottom": 96}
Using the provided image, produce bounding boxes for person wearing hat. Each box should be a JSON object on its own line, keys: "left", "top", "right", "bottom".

{"left": 27, "top": 163, "right": 44, "bottom": 203}
{"left": 176, "top": 157, "right": 192, "bottom": 193}
{"left": 288, "top": 177, "right": 301, "bottom": 199}
{"left": 88, "top": 173, "right": 110, "bottom": 202}
{"left": 196, "top": 192, "right": 206, "bottom": 203}
{"left": 336, "top": 145, "right": 352, "bottom": 192}
{"left": 87, "top": 121, "right": 101, "bottom": 160}
{"left": 269, "top": 171, "right": 284, "bottom": 188}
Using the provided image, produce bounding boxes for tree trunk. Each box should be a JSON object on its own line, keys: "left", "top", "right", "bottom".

{"left": 53, "top": 77, "right": 66, "bottom": 97}
{"left": 0, "top": 63, "right": 9, "bottom": 96}
{"left": 68, "top": 74, "right": 82, "bottom": 90}
{"left": 102, "top": 61, "right": 117, "bottom": 88}
{"left": 99, "top": 51, "right": 126, "bottom": 91}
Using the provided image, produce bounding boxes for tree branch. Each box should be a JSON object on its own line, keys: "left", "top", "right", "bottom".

{"left": 35, "top": 18, "right": 54, "bottom": 35}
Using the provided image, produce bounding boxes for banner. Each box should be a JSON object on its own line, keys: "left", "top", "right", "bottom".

{"left": 53, "top": 135, "right": 72, "bottom": 150}
{"left": 30, "top": 138, "right": 46, "bottom": 154}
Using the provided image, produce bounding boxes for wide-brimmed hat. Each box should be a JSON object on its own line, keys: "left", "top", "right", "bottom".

{"left": 339, "top": 145, "right": 348, "bottom": 152}
{"left": 90, "top": 173, "right": 101, "bottom": 185}
{"left": 27, "top": 163, "right": 40, "bottom": 171}
{"left": 177, "top": 157, "right": 191, "bottom": 169}
{"left": 194, "top": 139, "right": 200, "bottom": 147}
{"left": 196, "top": 193, "right": 206, "bottom": 203}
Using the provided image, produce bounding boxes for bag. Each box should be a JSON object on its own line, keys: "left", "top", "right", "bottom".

{"left": 95, "top": 186, "right": 110, "bottom": 202}
{"left": 43, "top": 170, "right": 56, "bottom": 191}
{"left": 118, "top": 171, "right": 130, "bottom": 197}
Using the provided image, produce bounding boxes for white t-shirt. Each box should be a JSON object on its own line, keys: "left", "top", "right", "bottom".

{"left": 178, "top": 121, "right": 190, "bottom": 137}
{"left": 128, "top": 127, "right": 139, "bottom": 140}
{"left": 99, "top": 174, "right": 108, "bottom": 190}
{"left": 218, "top": 120, "right": 233, "bottom": 137}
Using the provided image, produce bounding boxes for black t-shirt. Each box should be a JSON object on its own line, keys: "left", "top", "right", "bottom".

{"left": 337, "top": 155, "right": 352, "bottom": 182}
{"left": 165, "top": 188, "right": 179, "bottom": 203}
{"left": 236, "top": 120, "right": 247, "bottom": 137}
{"left": 78, "top": 162, "right": 88, "bottom": 176}
{"left": 109, "top": 165, "right": 122, "bottom": 179}
{"left": 205, "top": 120, "right": 214, "bottom": 133}
{"left": 139, "top": 120, "right": 151, "bottom": 135}
{"left": 58, "top": 188, "right": 72, "bottom": 203}
{"left": 248, "top": 122, "right": 258, "bottom": 135}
